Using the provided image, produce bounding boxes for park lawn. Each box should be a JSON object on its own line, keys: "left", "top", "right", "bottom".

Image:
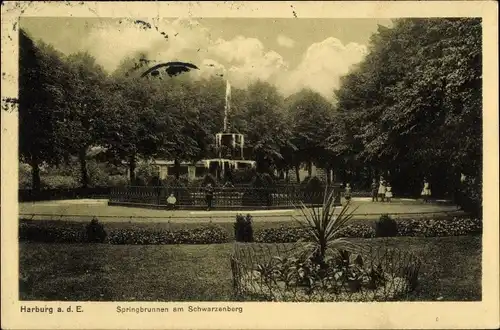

{"left": 19, "top": 235, "right": 481, "bottom": 302}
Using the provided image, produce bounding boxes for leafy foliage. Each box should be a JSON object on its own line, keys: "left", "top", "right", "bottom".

{"left": 254, "top": 217, "right": 482, "bottom": 243}
{"left": 231, "top": 81, "right": 294, "bottom": 173}
{"left": 374, "top": 214, "right": 399, "bottom": 237}
{"left": 234, "top": 214, "right": 254, "bottom": 242}
{"left": 329, "top": 18, "right": 481, "bottom": 202}
{"left": 85, "top": 218, "right": 107, "bottom": 243}
{"left": 241, "top": 173, "right": 275, "bottom": 207}
{"left": 293, "top": 188, "right": 359, "bottom": 266}
{"left": 19, "top": 221, "right": 229, "bottom": 244}
{"left": 231, "top": 243, "right": 421, "bottom": 301}
{"left": 286, "top": 89, "right": 335, "bottom": 173}
{"left": 19, "top": 30, "right": 69, "bottom": 190}
{"left": 18, "top": 18, "right": 481, "bottom": 210}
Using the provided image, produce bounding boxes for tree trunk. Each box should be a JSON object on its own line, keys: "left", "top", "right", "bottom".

{"left": 326, "top": 167, "right": 332, "bottom": 185}
{"left": 30, "top": 155, "right": 41, "bottom": 191}
{"left": 174, "top": 158, "right": 180, "bottom": 179}
{"left": 295, "top": 164, "right": 301, "bottom": 183}
{"left": 79, "top": 147, "right": 89, "bottom": 188}
{"left": 129, "top": 155, "right": 136, "bottom": 184}
{"left": 308, "top": 161, "right": 313, "bottom": 177}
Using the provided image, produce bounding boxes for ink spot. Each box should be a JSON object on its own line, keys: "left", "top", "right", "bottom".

{"left": 134, "top": 20, "right": 152, "bottom": 30}
{"left": 141, "top": 62, "right": 199, "bottom": 78}
{"left": 2, "top": 97, "right": 19, "bottom": 112}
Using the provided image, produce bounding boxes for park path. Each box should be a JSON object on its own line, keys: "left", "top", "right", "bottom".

{"left": 18, "top": 198, "right": 462, "bottom": 223}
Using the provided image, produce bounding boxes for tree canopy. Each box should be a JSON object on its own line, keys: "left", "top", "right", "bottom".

{"left": 330, "top": 18, "right": 482, "bottom": 197}
{"left": 18, "top": 18, "right": 482, "bottom": 207}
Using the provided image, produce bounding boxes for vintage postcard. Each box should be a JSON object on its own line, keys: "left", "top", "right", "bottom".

{"left": 1, "top": 1, "right": 499, "bottom": 329}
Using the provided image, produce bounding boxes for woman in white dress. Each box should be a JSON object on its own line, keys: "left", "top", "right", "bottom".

{"left": 344, "top": 183, "right": 352, "bottom": 201}
{"left": 378, "top": 177, "right": 386, "bottom": 202}
{"left": 421, "top": 178, "right": 431, "bottom": 203}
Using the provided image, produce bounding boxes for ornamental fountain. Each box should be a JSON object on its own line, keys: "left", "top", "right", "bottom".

{"left": 204, "top": 78, "right": 255, "bottom": 182}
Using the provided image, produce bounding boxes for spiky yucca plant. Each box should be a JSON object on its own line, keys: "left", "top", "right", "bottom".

{"left": 293, "top": 186, "right": 359, "bottom": 267}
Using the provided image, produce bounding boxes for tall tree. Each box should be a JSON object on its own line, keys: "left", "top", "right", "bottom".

{"left": 18, "top": 29, "right": 67, "bottom": 191}
{"left": 233, "top": 81, "right": 293, "bottom": 173}
{"left": 333, "top": 18, "right": 482, "bottom": 197}
{"left": 286, "top": 89, "right": 335, "bottom": 182}
{"left": 103, "top": 74, "right": 170, "bottom": 183}
{"left": 59, "top": 52, "right": 109, "bottom": 187}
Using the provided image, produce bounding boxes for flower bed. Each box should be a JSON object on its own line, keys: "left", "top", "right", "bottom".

{"left": 19, "top": 221, "right": 229, "bottom": 245}
{"left": 231, "top": 244, "right": 421, "bottom": 302}
{"left": 254, "top": 217, "right": 482, "bottom": 243}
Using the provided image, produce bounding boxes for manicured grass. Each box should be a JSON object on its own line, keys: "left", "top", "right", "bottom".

{"left": 19, "top": 235, "right": 481, "bottom": 301}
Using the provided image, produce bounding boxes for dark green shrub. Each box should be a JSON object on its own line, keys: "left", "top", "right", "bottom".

{"left": 187, "top": 177, "right": 205, "bottom": 189}
{"left": 19, "top": 220, "right": 229, "bottom": 244}
{"left": 254, "top": 217, "right": 481, "bottom": 243}
{"left": 19, "top": 221, "right": 86, "bottom": 243}
{"left": 86, "top": 160, "right": 110, "bottom": 187}
{"left": 456, "top": 177, "right": 482, "bottom": 217}
{"left": 300, "top": 176, "right": 325, "bottom": 204}
{"left": 397, "top": 217, "right": 482, "bottom": 237}
{"left": 19, "top": 163, "right": 32, "bottom": 189}
{"left": 202, "top": 174, "right": 218, "bottom": 187}
{"left": 254, "top": 226, "right": 310, "bottom": 243}
{"left": 134, "top": 162, "right": 157, "bottom": 186}
{"left": 254, "top": 224, "right": 376, "bottom": 243}
{"left": 161, "top": 175, "right": 189, "bottom": 187}
{"left": 232, "top": 168, "right": 256, "bottom": 184}
{"left": 234, "top": 214, "right": 254, "bottom": 242}
{"left": 108, "top": 175, "right": 129, "bottom": 187}
{"left": 375, "top": 214, "right": 398, "bottom": 237}
{"left": 242, "top": 173, "right": 274, "bottom": 207}
{"left": 40, "top": 175, "right": 79, "bottom": 189}
{"left": 107, "top": 225, "right": 229, "bottom": 244}
{"left": 85, "top": 217, "right": 107, "bottom": 243}
{"left": 337, "top": 224, "right": 376, "bottom": 238}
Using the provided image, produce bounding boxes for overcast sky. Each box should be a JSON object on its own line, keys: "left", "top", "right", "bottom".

{"left": 21, "top": 17, "right": 393, "bottom": 99}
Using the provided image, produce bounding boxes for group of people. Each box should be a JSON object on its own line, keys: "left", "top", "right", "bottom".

{"left": 343, "top": 176, "right": 432, "bottom": 203}
{"left": 370, "top": 178, "right": 393, "bottom": 202}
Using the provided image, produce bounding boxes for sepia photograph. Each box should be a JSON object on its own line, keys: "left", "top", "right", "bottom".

{"left": 2, "top": 1, "right": 499, "bottom": 329}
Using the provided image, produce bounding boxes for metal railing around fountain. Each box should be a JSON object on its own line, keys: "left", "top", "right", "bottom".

{"left": 19, "top": 187, "right": 111, "bottom": 202}
{"left": 108, "top": 184, "right": 343, "bottom": 210}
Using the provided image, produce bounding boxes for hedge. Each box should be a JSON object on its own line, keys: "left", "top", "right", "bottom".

{"left": 19, "top": 221, "right": 229, "bottom": 245}
{"left": 19, "top": 216, "right": 482, "bottom": 245}
{"left": 254, "top": 217, "right": 482, "bottom": 243}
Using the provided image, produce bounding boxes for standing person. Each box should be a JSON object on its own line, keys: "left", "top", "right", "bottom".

{"left": 378, "top": 176, "right": 386, "bottom": 202}
{"left": 205, "top": 183, "right": 214, "bottom": 211}
{"left": 385, "top": 183, "right": 393, "bottom": 203}
{"left": 344, "top": 183, "right": 352, "bottom": 201}
{"left": 371, "top": 178, "right": 378, "bottom": 202}
{"left": 421, "top": 178, "right": 431, "bottom": 203}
